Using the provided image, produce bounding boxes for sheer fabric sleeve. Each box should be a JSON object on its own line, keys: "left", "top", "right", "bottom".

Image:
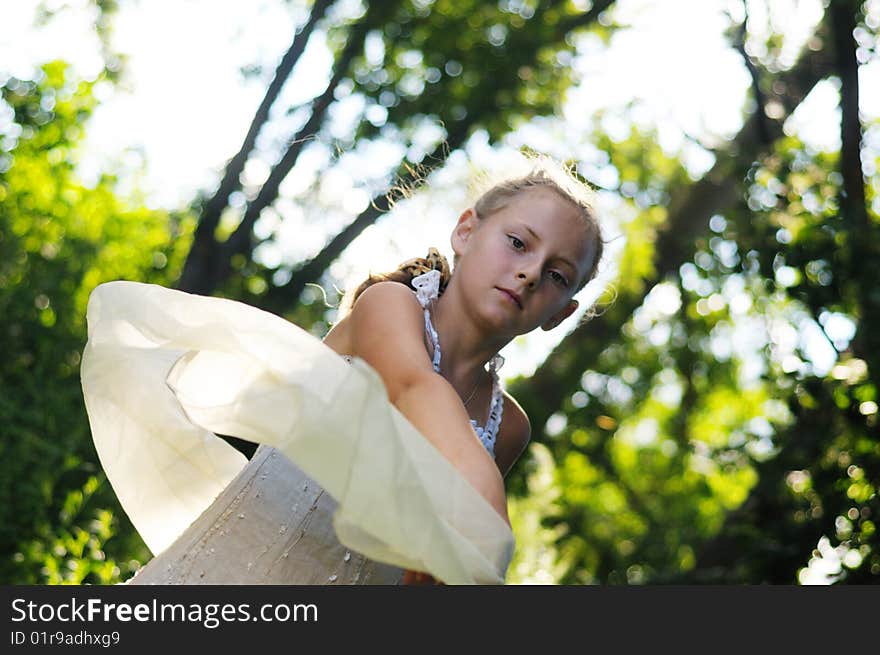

{"left": 80, "top": 281, "right": 515, "bottom": 584}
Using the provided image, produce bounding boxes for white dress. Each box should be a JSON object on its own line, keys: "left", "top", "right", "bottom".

{"left": 80, "top": 280, "right": 515, "bottom": 584}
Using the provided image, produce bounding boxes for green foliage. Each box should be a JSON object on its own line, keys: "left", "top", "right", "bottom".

{"left": 507, "top": 33, "right": 879, "bottom": 581}
{"left": 515, "top": 117, "right": 879, "bottom": 583}
{"left": 706, "top": 127, "right": 880, "bottom": 583}
{"left": 506, "top": 443, "right": 574, "bottom": 584}
{"left": 343, "top": 0, "right": 602, "bottom": 145}
{"left": 13, "top": 475, "right": 145, "bottom": 584}
{"left": 0, "top": 61, "right": 192, "bottom": 583}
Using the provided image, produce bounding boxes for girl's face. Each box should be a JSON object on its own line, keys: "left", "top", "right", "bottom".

{"left": 450, "top": 187, "right": 596, "bottom": 336}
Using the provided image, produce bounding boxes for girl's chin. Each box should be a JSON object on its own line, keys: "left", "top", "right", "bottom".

{"left": 478, "top": 306, "right": 527, "bottom": 334}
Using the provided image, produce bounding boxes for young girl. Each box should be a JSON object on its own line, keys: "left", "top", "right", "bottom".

{"left": 80, "top": 155, "right": 605, "bottom": 585}
{"left": 322, "top": 156, "right": 605, "bottom": 582}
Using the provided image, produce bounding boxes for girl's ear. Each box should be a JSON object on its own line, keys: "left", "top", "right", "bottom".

{"left": 541, "top": 299, "right": 578, "bottom": 331}
{"left": 450, "top": 207, "right": 479, "bottom": 257}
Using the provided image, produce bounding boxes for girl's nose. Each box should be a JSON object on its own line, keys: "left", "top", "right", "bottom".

{"left": 517, "top": 270, "right": 537, "bottom": 288}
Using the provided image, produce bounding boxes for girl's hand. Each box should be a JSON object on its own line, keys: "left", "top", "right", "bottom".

{"left": 402, "top": 569, "right": 444, "bottom": 585}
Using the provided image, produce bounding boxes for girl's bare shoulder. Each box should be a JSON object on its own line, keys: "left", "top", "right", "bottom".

{"left": 495, "top": 390, "right": 531, "bottom": 478}
{"left": 347, "top": 281, "right": 426, "bottom": 339}
{"left": 343, "top": 281, "right": 435, "bottom": 395}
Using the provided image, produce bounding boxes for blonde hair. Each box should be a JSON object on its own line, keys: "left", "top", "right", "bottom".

{"left": 342, "top": 154, "right": 607, "bottom": 320}
{"left": 342, "top": 246, "right": 452, "bottom": 315}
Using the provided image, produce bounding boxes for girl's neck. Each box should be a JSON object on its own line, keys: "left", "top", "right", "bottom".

{"left": 429, "top": 284, "right": 509, "bottom": 393}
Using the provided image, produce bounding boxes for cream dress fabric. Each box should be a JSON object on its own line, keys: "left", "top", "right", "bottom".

{"left": 80, "top": 281, "right": 515, "bottom": 585}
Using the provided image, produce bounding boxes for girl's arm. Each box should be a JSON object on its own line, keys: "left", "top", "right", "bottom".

{"left": 347, "top": 281, "right": 509, "bottom": 527}
{"left": 494, "top": 397, "right": 531, "bottom": 479}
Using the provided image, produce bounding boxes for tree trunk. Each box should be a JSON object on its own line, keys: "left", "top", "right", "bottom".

{"left": 126, "top": 445, "right": 404, "bottom": 585}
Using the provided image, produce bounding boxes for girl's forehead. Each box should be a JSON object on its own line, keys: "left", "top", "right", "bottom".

{"left": 493, "top": 189, "right": 590, "bottom": 238}
{"left": 494, "top": 186, "right": 579, "bottom": 217}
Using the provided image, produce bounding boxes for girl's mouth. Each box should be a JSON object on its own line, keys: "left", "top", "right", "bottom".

{"left": 497, "top": 288, "right": 523, "bottom": 309}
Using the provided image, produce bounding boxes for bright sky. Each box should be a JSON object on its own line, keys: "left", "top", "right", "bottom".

{"left": 4, "top": 0, "right": 877, "bottom": 584}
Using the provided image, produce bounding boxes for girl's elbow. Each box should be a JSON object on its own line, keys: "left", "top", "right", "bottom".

{"left": 386, "top": 367, "right": 437, "bottom": 406}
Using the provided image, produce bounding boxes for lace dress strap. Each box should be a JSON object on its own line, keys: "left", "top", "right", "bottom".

{"left": 468, "top": 356, "right": 505, "bottom": 456}
{"left": 411, "top": 269, "right": 442, "bottom": 373}
{"left": 410, "top": 271, "right": 505, "bottom": 458}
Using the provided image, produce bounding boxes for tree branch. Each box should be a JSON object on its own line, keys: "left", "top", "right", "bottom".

{"left": 258, "top": 125, "right": 469, "bottom": 315}
{"left": 555, "top": 0, "right": 616, "bottom": 37}
{"left": 177, "top": 0, "right": 334, "bottom": 294}
{"left": 731, "top": 1, "right": 772, "bottom": 146}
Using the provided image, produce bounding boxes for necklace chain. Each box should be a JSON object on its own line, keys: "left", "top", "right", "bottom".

{"left": 462, "top": 357, "right": 498, "bottom": 407}
{"left": 462, "top": 377, "right": 480, "bottom": 407}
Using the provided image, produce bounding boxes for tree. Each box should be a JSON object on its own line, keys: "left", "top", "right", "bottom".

{"left": 506, "top": 1, "right": 879, "bottom": 584}
{"left": 0, "top": 61, "right": 192, "bottom": 583}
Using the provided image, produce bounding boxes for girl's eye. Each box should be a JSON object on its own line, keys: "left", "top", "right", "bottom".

{"left": 508, "top": 235, "right": 525, "bottom": 250}
{"left": 549, "top": 271, "right": 568, "bottom": 286}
